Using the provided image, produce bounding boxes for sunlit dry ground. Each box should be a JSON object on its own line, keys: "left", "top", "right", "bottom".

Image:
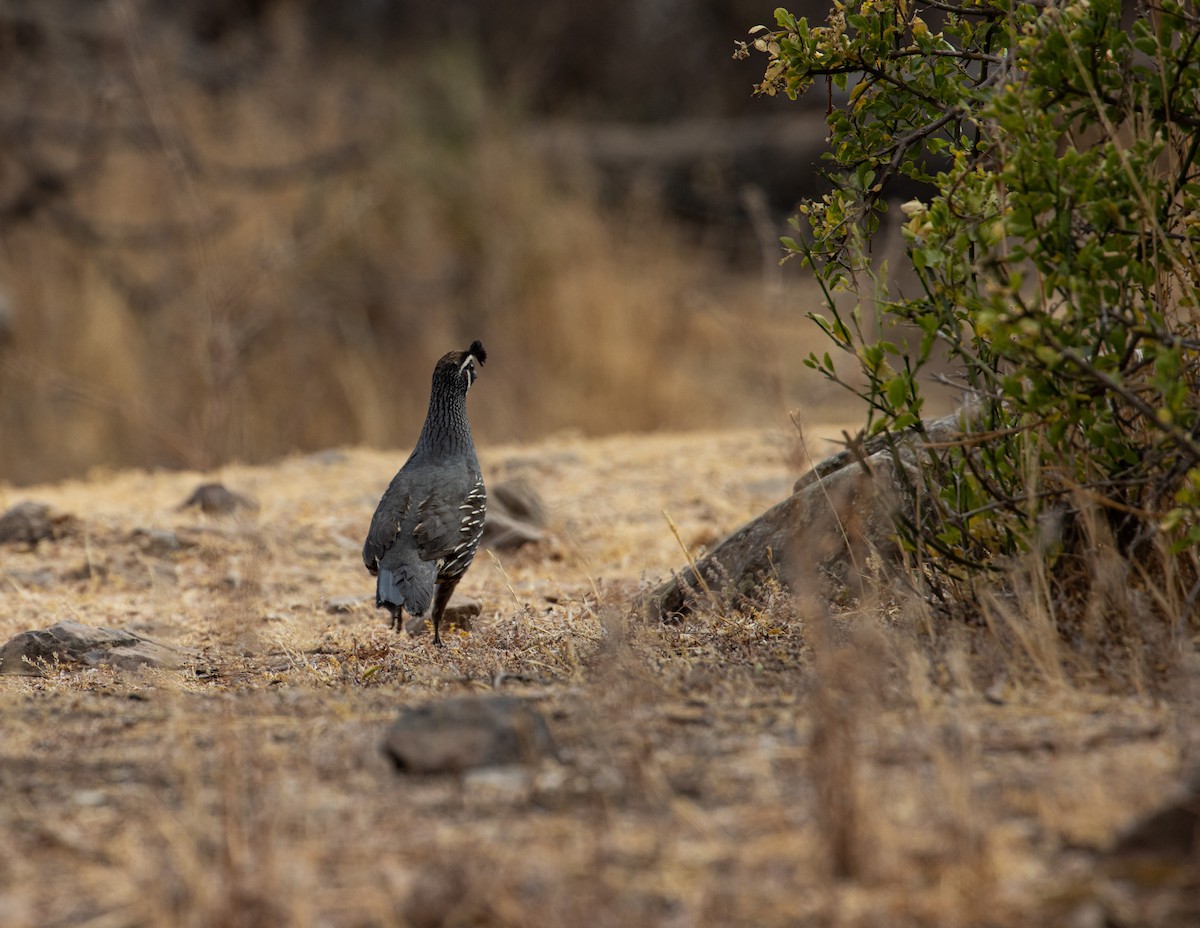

{"left": 0, "top": 426, "right": 1195, "bottom": 927}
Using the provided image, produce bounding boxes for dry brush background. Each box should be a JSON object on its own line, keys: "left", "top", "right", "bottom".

{"left": 0, "top": 0, "right": 854, "bottom": 485}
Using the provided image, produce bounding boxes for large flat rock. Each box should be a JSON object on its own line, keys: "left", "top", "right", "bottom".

{"left": 643, "top": 411, "right": 971, "bottom": 621}
{"left": 0, "top": 620, "right": 191, "bottom": 675}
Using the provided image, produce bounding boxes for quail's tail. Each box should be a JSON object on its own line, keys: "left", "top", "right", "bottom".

{"left": 376, "top": 559, "right": 436, "bottom": 621}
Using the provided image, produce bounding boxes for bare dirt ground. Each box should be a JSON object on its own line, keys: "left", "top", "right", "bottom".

{"left": 0, "top": 427, "right": 1196, "bottom": 927}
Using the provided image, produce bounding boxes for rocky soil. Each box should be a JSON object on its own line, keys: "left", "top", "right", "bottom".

{"left": 0, "top": 427, "right": 1195, "bottom": 927}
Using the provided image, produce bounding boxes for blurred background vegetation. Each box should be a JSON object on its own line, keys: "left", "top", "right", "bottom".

{"left": 0, "top": 0, "right": 864, "bottom": 485}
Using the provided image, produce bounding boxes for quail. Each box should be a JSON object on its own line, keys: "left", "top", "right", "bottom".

{"left": 363, "top": 341, "right": 487, "bottom": 646}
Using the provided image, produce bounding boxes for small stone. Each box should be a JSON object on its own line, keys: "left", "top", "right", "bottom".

{"left": 382, "top": 695, "right": 557, "bottom": 774}
{"left": 131, "top": 527, "right": 191, "bottom": 555}
{"left": 325, "top": 595, "right": 368, "bottom": 614}
{"left": 3, "top": 568, "right": 56, "bottom": 589}
{"left": 178, "top": 483, "right": 258, "bottom": 515}
{"left": 0, "top": 501, "right": 76, "bottom": 545}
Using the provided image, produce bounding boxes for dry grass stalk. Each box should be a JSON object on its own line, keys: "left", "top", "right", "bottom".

{"left": 807, "top": 606, "right": 876, "bottom": 881}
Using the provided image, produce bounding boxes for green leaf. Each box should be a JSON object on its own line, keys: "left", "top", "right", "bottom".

{"left": 757, "top": 0, "right": 1200, "bottom": 581}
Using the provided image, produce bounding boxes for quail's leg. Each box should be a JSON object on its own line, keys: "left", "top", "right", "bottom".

{"left": 429, "top": 578, "right": 461, "bottom": 648}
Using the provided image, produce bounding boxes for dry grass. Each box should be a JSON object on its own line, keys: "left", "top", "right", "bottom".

{"left": 0, "top": 4, "right": 852, "bottom": 485}
{"left": 0, "top": 424, "right": 1195, "bottom": 927}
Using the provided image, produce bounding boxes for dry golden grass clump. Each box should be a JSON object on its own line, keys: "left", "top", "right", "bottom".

{"left": 0, "top": 424, "right": 1196, "bottom": 927}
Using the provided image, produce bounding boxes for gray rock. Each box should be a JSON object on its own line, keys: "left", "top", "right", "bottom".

{"left": 0, "top": 620, "right": 191, "bottom": 675}
{"left": 481, "top": 478, "right": 547, "bottom": 551}
{"left": 1089, "top": 770, "right": 1200, "bottom": 924}
{"left": 382, "top": 695, "right": 557, "bottom": 774}
{"left": 178, "top": 483, "right": 258, "bottom": 515}
{"left": 1111, "top": 770, "right": 1200, "bottom": 860}
{"left": 130, "top": 527, "right": 193, "bottom": 556}
{"left": 3, "top": 567, "right": 56, "bottom": 589}
{"left": 490, "top": 478, "right": 546, "bottom": 526}
{"left": 642, "top": 410, "right": 972, "bottom": 621}
{"left": 480, "top": 510, "right": 544, "bottom": 551}
{"left": 0, "top": 501, "right": 76, "bottom": 546}
{"left": 325, "top": 594, "right": 369, "bottom": 614}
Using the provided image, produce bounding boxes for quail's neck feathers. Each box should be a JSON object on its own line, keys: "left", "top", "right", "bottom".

{"left": 412, "top": 341, "right": 486, "bottom": 463}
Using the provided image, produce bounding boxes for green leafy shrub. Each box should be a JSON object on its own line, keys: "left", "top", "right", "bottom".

{"left": 742, "top": 0, "right": 1200, "bottom": 609}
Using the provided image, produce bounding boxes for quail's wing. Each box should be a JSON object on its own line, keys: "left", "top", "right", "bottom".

{"left": 362, "top": 482, "right": 415, "bottom": 574}
{"left": 412, "top": 470, "right": 486, "bottom": 562}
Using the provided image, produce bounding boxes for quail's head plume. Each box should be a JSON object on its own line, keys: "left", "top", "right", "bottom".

{"left": 362, "top": 340, "right": 488, "bottom": 646}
